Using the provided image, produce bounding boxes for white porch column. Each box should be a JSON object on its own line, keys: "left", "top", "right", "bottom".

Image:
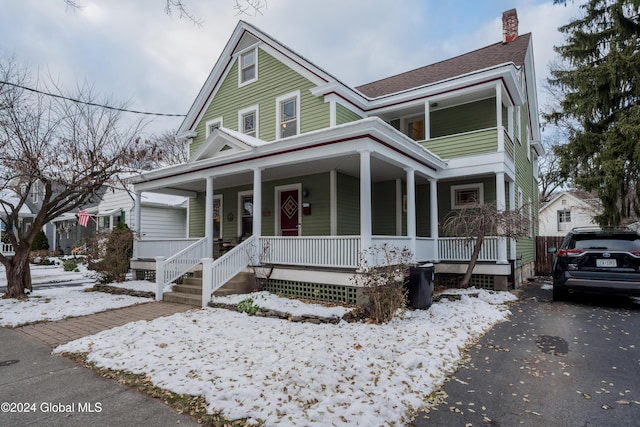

{"left": 205, "top": 176, "right": 214, "bottom": 259}
{"left": 253, "top": 167, "right": 262, "bottom": 238}
{"left": 496, "top": 171, "right": 508, "bottom": 264}
{"left": 507, "top": 105, "right": 514, "bottom": 140}
{"left": 509, "top": 180, "right": 516, "bottom": 260}
{"left": 429, "top": 179, "right": 439, "bottom": 262}
{"left": 359, "top": 150, "right": 372, "bottom": 255}
{"left": 424, "top": 101, "right": 431, "bottom": 140}
{"left": 405, "top": 168, "right": 417, "bottom": 259}
{"left": 133, "top": 192, "right": 142, "bottom": 259}
{"left": 496, "top": 83, "right": 504, "bottom": 153}
{"left": 250, "top": 168, "right": 263, "bottom": 266}
{"left": 395, "top": 178, "right": 402, "bottom": 235}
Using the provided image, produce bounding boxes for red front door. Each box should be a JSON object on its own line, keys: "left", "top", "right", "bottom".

{"left": 280, "top": 190, "right": 299, "bottom": 236}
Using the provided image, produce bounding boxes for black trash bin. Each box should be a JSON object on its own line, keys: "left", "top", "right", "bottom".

{"left": 406, "top": 263, "right": 434, "bottom": 309}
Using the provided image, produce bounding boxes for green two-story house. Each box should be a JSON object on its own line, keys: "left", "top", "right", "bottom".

{"left": 131, "top": 9, "right": 542, "bottom": 306}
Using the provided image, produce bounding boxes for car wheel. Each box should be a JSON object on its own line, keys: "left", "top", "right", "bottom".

{"left": 553, "top": 284, "right": 567, "bottom": 301}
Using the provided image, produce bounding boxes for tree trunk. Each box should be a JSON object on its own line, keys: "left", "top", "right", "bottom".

{"left": 3, "top": 247, "right": 32, "bottom": 299}
{"left": 460, "top": 235, "right": 484, "bottom": 288}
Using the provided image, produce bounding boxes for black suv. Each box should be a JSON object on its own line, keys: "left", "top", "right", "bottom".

{"left": 551, "top": 227, "right": 640, "bottom": 301}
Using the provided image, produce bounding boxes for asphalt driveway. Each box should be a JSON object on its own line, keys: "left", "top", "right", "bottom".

{"left": 413, "top": 279, "right": 640, "bottom": 427}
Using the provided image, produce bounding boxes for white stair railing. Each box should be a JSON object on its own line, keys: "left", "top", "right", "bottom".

{"left": 201, "top": 236, "right": 257, "bottom": 308}
{"left": 155, "top": 237, "right": 208, "bottom": 301}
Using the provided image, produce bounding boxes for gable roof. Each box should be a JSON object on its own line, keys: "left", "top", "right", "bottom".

{"left": 355, "top": 34, "right": 531, "bottom": 98}
{"left": 539, "top": 191, "right": 602, "bottom": 214}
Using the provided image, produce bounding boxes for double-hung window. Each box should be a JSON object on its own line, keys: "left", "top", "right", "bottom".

{"left": 239, "top": 105, "right": 259, "bottom": 138}
{"left": 239, "top": 49, "right": 257, "bottom": 85}
{"left": 276, "top": 91, "right": 300, "bottom": 139}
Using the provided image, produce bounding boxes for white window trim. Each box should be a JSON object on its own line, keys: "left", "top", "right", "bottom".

{"left": 213, "top": 194, "right": 223, "bottom": 239}
{"left": 238, "top": 47, "right": 258, "bottom": 87}
{"left": 205, "top": 117, "right": 223, "bottom": 138}
{"left": 275, "top": 90, "right": 300, "bottom": 139}
{"left": 528, "top": 197, "right": 533, "bottom": 238}
{"left": 526, "top": 124, "right": 531, "bottom": 161}
{"left": 450, "top": 183, "right": 484, "bottom": 209}
{"left": 238, "top": 105, "right": 259, "bottom": 138}
{"left": 237, "top": 190, "right": 254, "bottom": 238}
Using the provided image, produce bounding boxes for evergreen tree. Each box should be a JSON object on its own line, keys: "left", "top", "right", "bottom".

{"left": 546, "top": 0, "right": 640, "bottom": 226}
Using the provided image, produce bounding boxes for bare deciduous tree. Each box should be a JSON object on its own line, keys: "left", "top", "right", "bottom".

{"left": 0, "top": 56, "right": 151, "bottom": 299}
{"left": 63, "top": 0, "right": 268, "bottom": 25}
{"left": 442, "top": 202, "right": 532, "bottom": 288}
{"left": 538, "top": 131, "right": 567, "bottom": 203}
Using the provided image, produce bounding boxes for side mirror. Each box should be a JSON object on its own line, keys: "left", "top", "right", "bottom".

{"left": 547, "top": 247, "right": 557, "bottom": 254}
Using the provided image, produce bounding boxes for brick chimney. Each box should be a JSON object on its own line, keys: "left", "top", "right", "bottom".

{"left": 502, "top": 9, "right": 519, "bottom": 43}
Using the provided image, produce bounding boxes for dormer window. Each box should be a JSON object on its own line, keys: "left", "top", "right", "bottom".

{"left": 239, "top": 49, "right": 257, "bottom": 85}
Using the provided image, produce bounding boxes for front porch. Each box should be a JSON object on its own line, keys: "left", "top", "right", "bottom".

{"left": 132, "top": 234, "right": 508, "bottom": 307}
{"left": 129, "top": 119, "right": 521, "bottom": 306}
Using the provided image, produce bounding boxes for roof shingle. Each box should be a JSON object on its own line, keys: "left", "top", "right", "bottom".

{"left": 355, "top": 33, "right": 531, "bottom": 98}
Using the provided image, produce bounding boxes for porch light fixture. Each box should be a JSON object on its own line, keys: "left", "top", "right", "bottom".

{"left": 430, "top": 102, "right": 439, "bottom": 108}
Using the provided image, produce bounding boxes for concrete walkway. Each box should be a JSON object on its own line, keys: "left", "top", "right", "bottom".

{"left": 1, "top": 302, "right": 201, "bottom": 427}
{"left": 16, "top": 301, "right": 194, "bottom": 347}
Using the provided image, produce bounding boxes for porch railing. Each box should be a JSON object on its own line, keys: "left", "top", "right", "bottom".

{"left": 259, "top": 236, "right": 361, "bottom": 268}
{"left": 201, "top": 235, "right": 257, "bottom": 307}
{"left": 136, "top": 238, "right": 199, "bottom": 260}
{"left": 1, "top": 243, "right": 14, "bottom": 256}
{"left": 155, "top": 237, "right": 208, "bottom": 300}
{"left": 438, "top": 236, "right": 499, "bottom": 261}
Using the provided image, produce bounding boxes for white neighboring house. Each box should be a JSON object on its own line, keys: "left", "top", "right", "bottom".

{"left": 97, "top": 182, "right": 188, "bottom": 239}
{"left": 1, "top": 189, "right": 35, "bottom": 256}
{"left": 539, "top": 191, "right": 600, "bottom": 236}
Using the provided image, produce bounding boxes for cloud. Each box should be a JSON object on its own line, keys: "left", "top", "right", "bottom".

{"left": 1, "top": 0, "right": 582, "bottom": 135}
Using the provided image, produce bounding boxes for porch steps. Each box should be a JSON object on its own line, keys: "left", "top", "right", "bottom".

{"left": 162, "top": 270, "right": 257, "bottom": 306}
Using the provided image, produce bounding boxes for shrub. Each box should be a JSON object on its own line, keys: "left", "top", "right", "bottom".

{"left": 87, "top": 222, "right": 134, "bottom": 283}
{"left": 31, "top": 230, "right": 49, "bottom": 251}
{"left": 351, "top": 244, "right": 413, "bottom": 324}
{"left": 235, "top": 298, "right": 261, "bottom": 315}
{"left": 63, "top": 258, "right": 79, "bottom": 272}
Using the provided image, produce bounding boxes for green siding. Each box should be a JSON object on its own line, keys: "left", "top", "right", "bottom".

{"left": 336, "top": 103, "right": 364, "bottom": 125}
{"left": 422, "top": 128, "right": 498, "bottom": 159}
{"left": 513, "top": 101, "right": 537, "bottom": 267}
{"left": 191, "top": 48, "right": 330, "bottom": 155}
{"left": 188, "top": 174, "right": 331, "bottom": 239}
{"left": 430, "top": 98, "right": 496, "bottom": 138}
{"left": 438, "top": 177, "right": 496, "bottom": 229}
{"left": 337, "top": 173, "right": 359, "bottom": 235}
{"left": 372, "top": 181, "right": 397, "bottom": 235}
{"left": 261, "top": 173, "right": 331, "bottom": 236}
{"left": 189, "top": 194, "right": 206, "bottom": 238}
{"left": 416, "top": 184, "right": 431, "bottom": 237}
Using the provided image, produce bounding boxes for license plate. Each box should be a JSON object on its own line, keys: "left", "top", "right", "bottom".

{"left": 596, "top": 259, "right": 616, "bottom": 267}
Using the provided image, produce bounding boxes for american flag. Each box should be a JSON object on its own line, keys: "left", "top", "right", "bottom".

{"left": 78, "top": 209, "right": 90, "bottom": 227}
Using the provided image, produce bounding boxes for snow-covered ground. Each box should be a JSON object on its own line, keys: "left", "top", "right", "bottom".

{"left": 54, "top": 289, "right": 517, "bottom": 426}
{"left": 2, "top": 262, "right": 519, "bottom": 424}
{"left": 0, "top": 262, "right": 155, "bottom": 327}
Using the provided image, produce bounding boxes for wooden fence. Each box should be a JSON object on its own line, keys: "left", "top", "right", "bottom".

{"left": 535, "top": 236, "right": 565, "bottom": 275}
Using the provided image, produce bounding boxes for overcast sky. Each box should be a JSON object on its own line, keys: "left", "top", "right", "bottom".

{"left": 0, "top": 0, "right": 582, "bottom": 136}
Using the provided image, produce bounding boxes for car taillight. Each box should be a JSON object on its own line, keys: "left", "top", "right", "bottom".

{"left": 631, "top": 250, "right": 640, "bottom": 256}
{"left": 558, "top": 249, "right": 584, "bottom": 257}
